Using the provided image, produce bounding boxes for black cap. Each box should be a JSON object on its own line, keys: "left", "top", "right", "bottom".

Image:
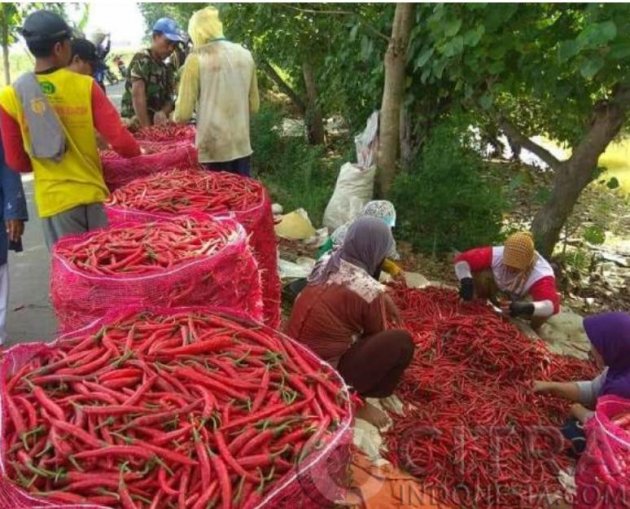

{"left": 19, "top": 10, "right": 73, "bottom": 43}
{"left": 71, "top": 38, "right": 98, "bottom": 63}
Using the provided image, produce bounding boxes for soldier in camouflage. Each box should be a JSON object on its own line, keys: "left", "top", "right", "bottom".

{"left": 121, "top": 17, "right": 185, "bottom": 128}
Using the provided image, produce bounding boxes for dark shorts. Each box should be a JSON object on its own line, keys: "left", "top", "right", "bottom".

{"left": 203, "top": 156, "right": 251, "bottom": 178}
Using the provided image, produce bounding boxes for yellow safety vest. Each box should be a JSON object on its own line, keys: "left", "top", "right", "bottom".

{"left": 0, "top": 69, "right": 108, "bottom": 218}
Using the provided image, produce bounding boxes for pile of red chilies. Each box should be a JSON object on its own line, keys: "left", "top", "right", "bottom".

{"left": 107, "top": 169, "right": 264, "bottom": 216}
{"left": 384, "top": 286, "right": 599, "bottom": 509}
{"left": 100, "top": 144, "right": 160, "bottom": 159}
{"left": 4, "top": 310, "right": 350, "bottom": 509}
{"left": 55, "top": 217, "right": 235, "bottom": 275}
{"left": 134, "top": 124, "right": 196, "bottom": 143}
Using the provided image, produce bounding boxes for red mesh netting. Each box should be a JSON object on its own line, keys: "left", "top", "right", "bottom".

{"left": 50, "top": 216, "right": 263, "bottom": 331}
{"left": 100, "top": 141, "right": 198, "bottom": 192}
{"left": 0, "top": 306, "right": 352, "bottom": 509}
{"left": 133, "top": 124, "right": 197, "bottom": 143}
{"left": 105, "top": 168, "right": 281, "bottom": 328}
{"left": 575, "top": 395, "right": 630, "bottom": 509}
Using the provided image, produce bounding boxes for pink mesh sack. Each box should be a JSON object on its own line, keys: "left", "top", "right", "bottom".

{"left": 0, "top": 306, "right": 352, "bottom": 509}
{"left": 133, "top": 124, "right": 196, "bottom": 143}
{"left": 106, "top": 168, "right": 281, "bottom": 328}
{"left": 50, "top": 215, "right": 263, "bottom": 331}
{"left": 100, "top": 141, "right": 197, "bottom": 192}
{"left": 575, "top": 395, "right": 630, "bottom": 508}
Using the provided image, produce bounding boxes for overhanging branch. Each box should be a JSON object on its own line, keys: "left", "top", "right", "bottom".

{"left": 281, "top": 5, "right": 390, "bottom": 43}
{"left": 498, "top": 116, "right": 561, "bottom": 169}
{"left": 259, "top": 59, "right": 306, "bottom": 115}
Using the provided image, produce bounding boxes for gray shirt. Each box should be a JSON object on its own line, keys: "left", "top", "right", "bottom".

{"left": 576, "top": 368, "right": 608, "bottom": 408}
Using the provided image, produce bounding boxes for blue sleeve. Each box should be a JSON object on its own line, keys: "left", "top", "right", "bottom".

{"left": 1, "top": 160, "right": 28, "bottom": 222}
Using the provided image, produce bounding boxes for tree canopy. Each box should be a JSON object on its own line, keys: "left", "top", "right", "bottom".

{"left": 138, "top": 3, "right": 630, "bottom": 256}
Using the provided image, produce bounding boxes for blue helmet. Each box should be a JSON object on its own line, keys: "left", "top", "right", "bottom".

{"left": 152, "top": 17, "right": 185, "bottom": 43}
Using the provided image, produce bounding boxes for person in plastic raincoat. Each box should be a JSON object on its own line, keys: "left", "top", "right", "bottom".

{"left": 173, "top": 7, "right": 259, "bottom": 177}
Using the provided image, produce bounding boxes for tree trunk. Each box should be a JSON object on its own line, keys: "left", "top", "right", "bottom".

{"left": 1, "top": 6, "right": 10, "bottom": 86}
{"left": 531, "top": 88, "right": 630, "bottom": 257}
{"left": 302, "top": 60, "right": 325, "bottom": 145}
{"left": 376, "top": 3, "right": 415, "bottom": 197}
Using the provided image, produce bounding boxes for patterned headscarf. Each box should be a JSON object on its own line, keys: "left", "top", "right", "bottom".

{"left": 585, "top": 312, "right": 630, "bottom": 399}
{"left": 309, "top": 217, "right": 394, "bottom": 286}
{"left": 331, "top": 200, "right": 398, "bottom": 259}
{"left": 361, "top": 200, "right": 396, "bottom": 227}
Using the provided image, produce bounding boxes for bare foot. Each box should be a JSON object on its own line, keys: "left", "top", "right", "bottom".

{"left": 355, "top": 402, "right": 390, "bottom": 429}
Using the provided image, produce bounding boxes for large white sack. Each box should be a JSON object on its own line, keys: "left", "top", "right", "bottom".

{"left": 323, "top": 162, "right": 376, "bottom": 231}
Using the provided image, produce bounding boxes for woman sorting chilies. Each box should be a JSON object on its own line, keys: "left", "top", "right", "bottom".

{"left": 287, "top": 217, "right": 414, "bottom": 428}
{"left": 534, "top": 312, "right": 630, "bottom": 456}
{"left": 454, "top": 231, "right": 560, "bottom": 329}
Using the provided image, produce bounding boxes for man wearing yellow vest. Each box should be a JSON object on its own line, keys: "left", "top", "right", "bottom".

{"left": 173, "top": 7, "right": 259, "bottom": 177}
{"left": 0, "top": 11, "right": 141, "bottom": 249}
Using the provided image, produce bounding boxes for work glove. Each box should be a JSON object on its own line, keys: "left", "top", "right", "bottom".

{"left": 459, "top": 277, "right": 474, "bottom": 301}
{"left": 509, "top": 301, "right": 535, "bottom": 318}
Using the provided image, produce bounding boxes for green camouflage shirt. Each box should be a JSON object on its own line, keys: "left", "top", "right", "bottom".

{"left": 121, "top": 49, "right": 175, "bottom": 119}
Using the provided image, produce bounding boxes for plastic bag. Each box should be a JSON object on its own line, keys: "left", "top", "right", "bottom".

{"left": 575, "top": 395, "right": 630, "bottom": 508}
{"left": 355, "top": 110, "right": 379, "bottom": 170}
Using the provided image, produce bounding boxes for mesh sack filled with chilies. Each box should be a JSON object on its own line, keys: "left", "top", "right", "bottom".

{"left": 575, "top": 395, "right": 630, "bottom": 509}
{"left": 132, "top": 124, "right": 197, "bottom": 143}
{"left": 105, "top": 168, "right": 282, "bottom": 329}
{"left": 100, "top": 140, "right": 198, "bottom": 192}
{"left": 0, "top": 305, "right": 353, "bottom": 509}
{"left": 51, "top": 215, "right": 263, "bottom": 332}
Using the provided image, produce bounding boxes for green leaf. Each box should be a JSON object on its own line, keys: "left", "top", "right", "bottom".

{"left": 580, "top": 56, "right": 605, "bottom": 79}
{"left": 463, "top": 26, "right": 485, "bottom": 47}
{"left": 444, "top": 18, "right": 463, "bottom": 37}
{"left": 415, "top": 48, "right": 434, "bottom": 69}
{"left": 349, "top": 23, "right": 359, "bottom": 42}
{"left": 576, "top": 21, "right": 617, "bottom": 49}
{"left": 360, "top": 36, "right": 373, "bottom": 61}
{"left": 557, "top": 40, "right": 580, "bottom": 63}
{"left": 582, "top": 225, "right": 606, "bottom": 245}
{"left": 433, "top": 59, "right": 447, "bottom": 79}
{"left": 479, "top": 94, "right": 493, "bottom": 110}
{"left": 443, "top": 35, "right": 464, "bottom": 57}
{"left": 488, "top": 60, "right": 505, "bottom": 74}
{"left": 609, "top": 42, "right": 630, "bottom": 60}
{"left": 606, "top": 177, "right": 620, "bottom": 189}
{"left": 598, "top": 21, "right": 617, "bottom": 42}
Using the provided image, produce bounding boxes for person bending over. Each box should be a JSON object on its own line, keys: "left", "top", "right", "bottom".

{"left": 288, "top": 217, "right": 414, "bottom": 428}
